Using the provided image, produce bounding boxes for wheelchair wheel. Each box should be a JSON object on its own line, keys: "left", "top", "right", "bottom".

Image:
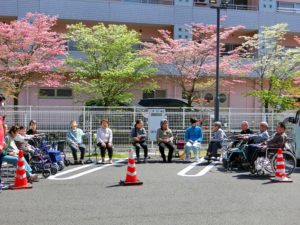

{"left": 42, "top": 169, "right": 51, "bottom": 178}
{"left": 58, "top": 161, "right": 65, "bottom": 171}
{"left": 271, "top": 151, "right": 296, "bottom": 176}
{"left": 64, "top": 159, "right": 71, "bottom": 167}
{"left": 50, "top": 166, "right": 58, "bottom": 175}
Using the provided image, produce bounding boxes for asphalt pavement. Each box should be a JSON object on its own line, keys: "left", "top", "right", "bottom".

{"left": 1, "top": 158, "right": 300, "bottom": 225}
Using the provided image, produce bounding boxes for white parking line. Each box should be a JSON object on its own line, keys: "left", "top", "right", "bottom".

{"left": 48, "top": 159, "right": 126, "bottom": 180}
{"left": 177, "top": 157, "right": 219, "bottom": 177}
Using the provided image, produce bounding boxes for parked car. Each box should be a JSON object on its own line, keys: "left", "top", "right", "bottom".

{"left": 137, "top": 98, "right": 193, "bottom": 108}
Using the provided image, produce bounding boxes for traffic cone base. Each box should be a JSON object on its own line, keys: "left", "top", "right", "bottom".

{"left": 10, "top": 184, "right": 33, "bottom": 190}
{"left": 270, "top": 177, "right": 292, "bottom": 183}
{"left": 119, "top": 180, "right": 143, "bottom": 186}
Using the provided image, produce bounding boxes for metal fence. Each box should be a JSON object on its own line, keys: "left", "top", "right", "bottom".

{"left": 3, "top": 106, "right": 296, "bottom": 152}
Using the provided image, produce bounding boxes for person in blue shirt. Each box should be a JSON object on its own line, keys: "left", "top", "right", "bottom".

{"left": 184, "top": 118, "right": 203, "bottom": 161}
{"left": 66, "top": 120, "right": 88, "bottom": 165}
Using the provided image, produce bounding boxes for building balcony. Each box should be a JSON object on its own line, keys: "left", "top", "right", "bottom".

{"left": 0, "top": 0, "right": 300, "bottom": 32}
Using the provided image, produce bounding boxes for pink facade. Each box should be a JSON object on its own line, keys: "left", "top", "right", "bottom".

{"left": 14, "top": 76, "right": 262, "bottom": 109}
{"left": 3, "top": 19, "right": 299, "bottom": 108}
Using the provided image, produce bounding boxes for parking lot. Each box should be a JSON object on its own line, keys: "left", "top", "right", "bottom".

{"left": 1, "top": 157, "right": 300, "bottom": 225}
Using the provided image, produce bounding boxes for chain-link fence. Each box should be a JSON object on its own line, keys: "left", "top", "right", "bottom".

{"left": 3, "top": 106, "right": 296, "bottom": 152}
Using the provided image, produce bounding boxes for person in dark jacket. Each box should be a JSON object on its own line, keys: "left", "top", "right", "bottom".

{"left": 247, "top": 122, "right": 287, "bottom": 164}
{"left": 27, "top": 120, "right": 38, "bottom": 135}
{"left": 131, "top": 119, "right": 148, "bottom": 163}
{"left": 240, "top": 121, "right": 254, "bottom": 134}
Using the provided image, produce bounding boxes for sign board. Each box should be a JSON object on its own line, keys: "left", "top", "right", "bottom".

{"left": 147, "top": 109, "right": 166, "bottom": 141}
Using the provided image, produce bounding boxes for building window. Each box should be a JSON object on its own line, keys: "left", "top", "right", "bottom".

{"left": 39, "top": 89, "right": 55, "bottom": 97}
{"left": 222, "top": 43, "right": 241, "bottom": 56}
{"left": 39, "top": 88, "right": 73, "bottom": 99}
{"left": 143, "top": 90, "right": 166, "bottom": 99}
{"left": 278, "top": 2, "right": 294, "bottom": 8}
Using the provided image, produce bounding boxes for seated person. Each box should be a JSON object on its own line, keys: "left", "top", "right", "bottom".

{"left": 247, "top": 122, "right": 287, "bottom": 165}
{"left": 14, "top": 126, "right": 35, "bottom": 162}
{"left": 66, "top": 120, "right": 87, "bottom": 165}
{"left": 205, "top": 122, "right": 226, "bottom": 160}
{"left": 27, "top": 120, "right": 38, "bottom": 135}
{"left": 96, "top": 119, "right": 113, "bottom": 164}
{"left": 2, "top": 125, "right": 38, "bottom": 182}
{"left": 26, "top": 120, "right": 41, "bottom": 147}
{"left": 184, "top": 118, "right": 203, "bottom": 161}
{"left": 233, "top": 121, "right": 254, "bottom": 147}
{"left": 157, "top": 119, "right": 174, "bottom": 163}
{"left": 241, "top": 121, "right": 269, "bottom": 144}
{"left": 131, "top": 119, "right": 148, "bottom": 163}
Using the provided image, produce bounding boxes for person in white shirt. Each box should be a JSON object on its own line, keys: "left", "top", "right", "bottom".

{"left": 96, "top": 119, "right": 113, "bottom": 164}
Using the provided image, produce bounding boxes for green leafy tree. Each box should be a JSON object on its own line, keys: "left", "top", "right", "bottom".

{"left": 66, "top": 23, "right": 157, "bottom": 106}
{"left": 240, "top": 24, "right": 300, "bottom": 112}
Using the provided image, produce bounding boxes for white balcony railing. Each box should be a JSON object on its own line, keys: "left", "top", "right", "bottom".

{"left": 193, "top": 2, "right": 258, "bottom": 11}
{"left": 277, "top": 7, "right": 300, "bottom": 13}
{"left": 111, "top": 0, "right": 174, "bottom": 5}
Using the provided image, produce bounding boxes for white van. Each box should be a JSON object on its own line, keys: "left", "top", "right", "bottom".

{"left": 288, "top": 110, "right": 300, "bottom": 165}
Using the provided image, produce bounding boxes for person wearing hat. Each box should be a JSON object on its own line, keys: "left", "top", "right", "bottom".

{"left": 156, "top": 119, "right": 174, "bottom": 163}
{"left": 184, "top": 118, "right": 203, "bottom": 161}
{"left": 205, "top": 121, "right": 227, "bottom": 160}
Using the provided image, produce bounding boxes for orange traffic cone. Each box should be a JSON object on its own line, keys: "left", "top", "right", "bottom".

{"left": 120, "top": 149, "right": 143, "bottom": 186}
{"left": 270, "top": 148, "right": 292, "bottom": 183}
{"left": 11, "top": 150, "right": 33, "bottom": 190}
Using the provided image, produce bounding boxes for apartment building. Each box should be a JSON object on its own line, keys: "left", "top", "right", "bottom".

{"left": 0, "top": 0, "right": 299, "bottom": 108}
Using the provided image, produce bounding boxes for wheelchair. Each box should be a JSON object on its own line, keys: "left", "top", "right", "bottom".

{"left": 222, "top": 138, "right": 296, "bottom": 176}
{"left": 252, "top": 140, "right": 296, "bottom": 176}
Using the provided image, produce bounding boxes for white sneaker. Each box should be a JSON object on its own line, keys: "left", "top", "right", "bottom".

{"left": 195, "top": 156, "right": 200, "bottom": 161}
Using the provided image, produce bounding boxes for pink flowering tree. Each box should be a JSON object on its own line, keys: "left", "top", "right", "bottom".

{"left": 141, "top": 23, "right": 250, "bottom": 106}
{"left": 0, "top": 13, "right": 67, "bottom": 106}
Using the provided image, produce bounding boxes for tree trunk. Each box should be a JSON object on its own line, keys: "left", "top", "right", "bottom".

{"left": 264, "top": 101, "right": 269, "bottom": 123}
{"left": 187, "top": 98, "right": 192, "bottom": 107}
{"left": 13, "top": 92, "right": 20, "bottom": 125}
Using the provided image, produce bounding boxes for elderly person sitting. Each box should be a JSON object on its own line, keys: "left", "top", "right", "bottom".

{"left": 240, "top": 121, "right": 269, "bottom": 144}
{"left": 205, "top": 121, "right": 227, "bottom": 160}
{"left": 246, "top": 122, "right": 286, "bottom": 165}
{"left": 2, "top": 125, "right": 38, "bottom": 182}
{"left": 157, "top": 119, "right": 174, "bottom": 163}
